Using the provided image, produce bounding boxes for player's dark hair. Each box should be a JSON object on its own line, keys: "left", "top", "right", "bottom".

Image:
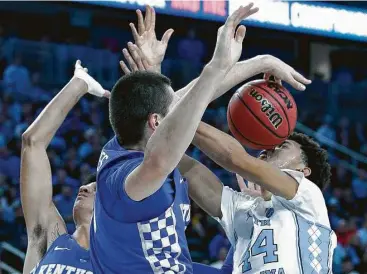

{"left": 109, "top": 71, "right": 173, "bottom": 147}
{"left": 82, "top": 173, "right": 96, "bottom": 185}
{"left": 288, "top": 132, "right": 331, "bottom": 190}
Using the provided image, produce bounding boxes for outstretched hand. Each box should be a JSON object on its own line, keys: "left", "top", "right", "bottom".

{"left": 120, "top": 43, "right": 152, "bottom": 75}
{"left": 74, "top": 60, "right": 110, "bottom": 98}
{"left": 261, "top": 57, "right": 312, "bottom": 91}
{"left": 129, "top": 5, "right": 173, "bottom": 73}
{"left": 236, "top": 174, "right": 262, "bottom": 197}
{"left": 211, "top": 3, "right": 258, "bottom": 71}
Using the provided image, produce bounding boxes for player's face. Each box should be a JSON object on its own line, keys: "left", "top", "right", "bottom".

{"left": 260, "top": 140, "right": 304, "bottom": 170}
{"left": 73, "top": 182, "right": 96, "bottom": 225}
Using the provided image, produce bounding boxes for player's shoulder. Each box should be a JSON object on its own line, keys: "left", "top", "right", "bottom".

{"left": 278, "top": 169, "right": 329, "bottom": 226}
{"left": 282, "top": 169, "right": 324, "bottom": 198}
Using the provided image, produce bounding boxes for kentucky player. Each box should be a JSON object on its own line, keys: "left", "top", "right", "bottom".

{"left": 21, "top": 60, "right": 109, "bottom": 274}
{"left": 189, "top": 120, "right": 337, "bottom": 273}
{"left": 90, "top": 4, "right": 261, "bottom": 273}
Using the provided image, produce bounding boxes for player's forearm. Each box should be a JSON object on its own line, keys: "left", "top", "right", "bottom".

{"left": 175, "top": 55, "right": 267, "bottom": 102}
{"left": 194, "top": 123, "right": 298, "bottom": 199}
{"left": 215, "top": 55, "right": 267, "bottom": 100}
{"left": 22, "top": 78, "right": 87, "bottom": 148}
{"left": 145, "top": 65, "right": 227, "bottom": 174}
{"left": 178, "top": 155, "right": 223, "bottom": 218}
{"left": 193, "top": 122, "right": 245, "bottom": 174}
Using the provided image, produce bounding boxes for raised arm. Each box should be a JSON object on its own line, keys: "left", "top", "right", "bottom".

{"left": 176, "top": 54, "right": 311, "bottom": 100}
{"left": 21, "top": 61, "right": 108, "bottom": 273}
{"left": 193, "top": 122, "right": 298, "bottom": 199}
{"left": 125, "top": 4, "right": 259, "bottom": 201}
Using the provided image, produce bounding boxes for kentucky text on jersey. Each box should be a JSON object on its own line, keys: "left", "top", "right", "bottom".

{"left": 30, "top": 234, "right": 92, "bottom": 274}
{"left": 90, "top": 137, "right": 192, "bottom": 273}
{"left": 32, "top": 264, "right": 92, "bottom": 274}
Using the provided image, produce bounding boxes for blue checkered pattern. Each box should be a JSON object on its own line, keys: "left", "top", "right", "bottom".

{"left": 138, "top": 207, "right": 186, "bottom": 273}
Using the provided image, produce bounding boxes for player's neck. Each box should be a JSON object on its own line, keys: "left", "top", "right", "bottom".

{"left": 118, "top": 137, "right": 147, "bottom": 152}
{"left": 73, "top": 223, "right": 90, "bottom": 250}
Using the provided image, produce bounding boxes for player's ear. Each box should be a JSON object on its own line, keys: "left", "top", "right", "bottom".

{"left": 302, "top": 167, "right": 311, "bottom": 177}
{"left": 147, "top": 113, "right": 160, "bottom": 130}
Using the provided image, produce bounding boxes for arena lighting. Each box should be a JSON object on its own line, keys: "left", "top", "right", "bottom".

{"left": 78, "top": 0, "right": 367, "bottom": 41}
{"left": 229, "top": 0, "right": 367, "bottom": 41}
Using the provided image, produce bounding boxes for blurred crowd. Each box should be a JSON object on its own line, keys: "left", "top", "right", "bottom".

{"left": 0, "top": 12, "right": 367, "bottom": 273}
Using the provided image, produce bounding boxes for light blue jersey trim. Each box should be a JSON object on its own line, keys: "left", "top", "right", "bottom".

{"left": 295, "top": 215, "right": 332, "bottom": 274}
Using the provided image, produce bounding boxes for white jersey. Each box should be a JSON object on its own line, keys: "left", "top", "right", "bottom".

{"left": 216, "top": 169, "right": 337, "bottom": 274}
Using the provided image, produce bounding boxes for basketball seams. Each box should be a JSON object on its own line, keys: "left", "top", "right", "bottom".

{"left": 234, "top": 92, "right": 288, "bottom": 139}
{"left": 227, "top": 97, "right": 279, "bottom": 149}
{"left": 249, "top": 84, "right": 295, "bottom": 136}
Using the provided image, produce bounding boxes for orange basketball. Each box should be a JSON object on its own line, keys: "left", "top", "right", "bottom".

{"left": 227, "top": 80, "right": 297, "bottom": 150}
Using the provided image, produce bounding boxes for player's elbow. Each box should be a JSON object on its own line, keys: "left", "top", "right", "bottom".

{"left": 21, "top": 131, "right": 43, "bottom": 147}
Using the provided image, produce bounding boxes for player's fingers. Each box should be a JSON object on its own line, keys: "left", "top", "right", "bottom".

{"left": 119, "top": 60, "right": 131, "bottom": 74}
{"left": 103, "top": 90, "right": 111, "bottom": 99}
{"left": 136, "top": 9, "right": 145, "bottom": 35}
{"left": 128, "top": 42, "right": 145, "bottom": 71}
{"left": 133, "top": 45, "right": 151, "bottom": 68}
{"left": 84, "top": 68, "right": 88, "bottom": 73}
{"left": 291, "top": 70, "right": 312, "bottom": 85}
{"left": 122, "top": 48, "right": 138, "bottom": 72}
{"left": 145, "top": 5, "right": 152, "bottom": 30}
{"left": 161, "top": 29, "right": 174, "bottom": 44}
{"left": 235, "top": 174, "right": 247, "bottom": 191}
{"left": 225, "top": 5, "right": 243, "bottom": 29}
{"left": 287, "top": 75, "right": 306, "bottom": 91}
{"left": 129, "top": 23, "right": 140, "bottom": 44}
{"left": 235, "top": 25, "right": 246, "bottom": 43}
{"left": 150, "top": 6, "right": 156, "bottom": 31}
{"left": 240, "top": 6, "right": 259, "bottom": 23}
{"left": 75, "top": 59, "right": 82, "bottom": 69}
{"left": 234, "top": 3, "right": 256, "bottom": 26}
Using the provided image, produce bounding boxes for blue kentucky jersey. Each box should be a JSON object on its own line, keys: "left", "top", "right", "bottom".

{"left": 30, "top": 234, "right": 92, "bottom": 274}
{"left": 90, "top": 137, "right": 192, "bottom": 274}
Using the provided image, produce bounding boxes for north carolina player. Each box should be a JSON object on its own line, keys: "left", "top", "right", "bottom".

{"left": 90, "top": 4, "right": 261, "bottom": 273}
{"left": 191, "top": 122, "right": 337, "bottom": 274}
{"left": 21, "top": 60, "right": 109, "bottom": 274}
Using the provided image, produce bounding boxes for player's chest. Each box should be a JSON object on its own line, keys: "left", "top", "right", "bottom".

{"left": 234, "top": 209, "right": 299, "bottom": 274}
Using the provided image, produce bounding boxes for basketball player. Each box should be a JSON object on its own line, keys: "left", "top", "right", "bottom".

{"left": 21, "top": 60, "right": 109, "bottom": 274}
{"left": 90, "top": 4, "right": 264, "bottom": 273}
{"left": 116, "top": 6, "right": 313, "bottom": 274}
{"left": 188, "top": 120, "right": 337, "bottom": 273}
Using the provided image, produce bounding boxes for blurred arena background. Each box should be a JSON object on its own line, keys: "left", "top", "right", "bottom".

{"left": 0, "top": 1, "right": 367, "bottom": 273}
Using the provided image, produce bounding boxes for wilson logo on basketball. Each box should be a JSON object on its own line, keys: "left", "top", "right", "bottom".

{"left": 249, "top": 89, "right": 283, "bottom": 129}
{"left": 267, "top": 82, "right": 294, "bottom": 110}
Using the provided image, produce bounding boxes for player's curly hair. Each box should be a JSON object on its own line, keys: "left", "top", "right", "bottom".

{"left": 288, "top": 132, "right": 331, "bottom": 190}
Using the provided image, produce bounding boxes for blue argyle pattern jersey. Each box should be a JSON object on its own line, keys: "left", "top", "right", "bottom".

{"left": 90, "top": 137, "right": 193, "bottom": 274}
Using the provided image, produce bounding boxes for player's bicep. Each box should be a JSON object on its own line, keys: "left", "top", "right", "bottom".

{"left": 124, "top": 157, "right": 170, "bottom": 201}
{"left": 178, "top": 154, "right": 222, "bottom": 218}
{"left": 20, "top": 145, "right": 60, "bottom": 232}
{"left": 233, "top": 154, "right": 298, "bottom": 199}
